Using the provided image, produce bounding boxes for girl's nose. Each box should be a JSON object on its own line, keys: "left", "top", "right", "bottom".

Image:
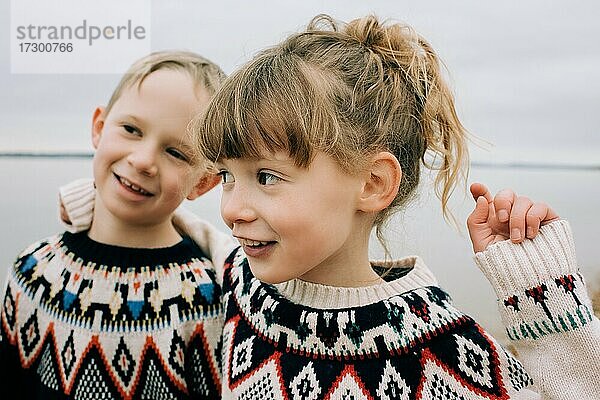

{"left": 220, "top": 185, "right": 257, "bottom": 226}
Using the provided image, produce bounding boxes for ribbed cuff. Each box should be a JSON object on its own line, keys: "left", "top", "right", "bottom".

{"left": 474, "top": 220, "right": 596, "bottom": 341}
{"left": 59, "top": 178, "right": 95, "bottom": 233}
{"left": 474, "top": 220, "right": 578, "bottom": 299}
{"left": 172, "top": 207, "right": 237, "bottom": 283}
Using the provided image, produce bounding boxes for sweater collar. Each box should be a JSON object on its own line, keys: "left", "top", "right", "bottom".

{"left": 274, "top": 256, "right": 438, "bottom": 309}
{"left": 225, "top": 248, "right": 468, "bottom": 359}
{"left": 60, "top": 230, "right": 204, "bottom": 271}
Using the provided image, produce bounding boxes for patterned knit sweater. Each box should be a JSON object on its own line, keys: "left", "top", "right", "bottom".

{"left": 0, "top": 231, "right": 223, "bottom": 399}
{"left": 56, "top": 180, "right": 600, "bottom": 398}
{"left": 218, "top": 221, "right": 599, "bottom": 399}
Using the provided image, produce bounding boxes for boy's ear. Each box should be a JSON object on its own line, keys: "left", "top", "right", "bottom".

{"left": 186, "top": 173, "right": 221, "bottom": 201}
{"left": 357, "top": 152, "right": 402, "bottom": 213}
{"left": 91, "top": 106, "right": 106, "bottom": 149}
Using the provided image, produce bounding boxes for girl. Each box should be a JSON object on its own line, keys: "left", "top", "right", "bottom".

{"left": 192, "top": 14, "right": 599, "bottom": 399}
{"left": 59, "top": 15, "right": 599, "bottom": 399}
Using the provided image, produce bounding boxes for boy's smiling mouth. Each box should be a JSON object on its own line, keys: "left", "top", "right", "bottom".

{"left": 240, "top": 239, "right": 271, "bottom": 247}
{"left": 113, "top": 173, "right": 153, "bottom": 196}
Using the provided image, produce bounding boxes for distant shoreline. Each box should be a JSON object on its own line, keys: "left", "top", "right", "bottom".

{"left": 1, "top": 152, "right": 598, "bottom": 170}
{"left": 0, "top": 152, "right": 92, "bottom": 159}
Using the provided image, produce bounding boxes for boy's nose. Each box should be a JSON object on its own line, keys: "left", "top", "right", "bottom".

{"left": 127, "top": 145, "right": 158, "bottom": 176}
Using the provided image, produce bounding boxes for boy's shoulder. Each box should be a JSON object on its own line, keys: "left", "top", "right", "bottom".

{"left": 10, "top": 231, "right": 217, "bottom": 287}
{"left": 13, "top": 232, "right": 65, "bottom": 269}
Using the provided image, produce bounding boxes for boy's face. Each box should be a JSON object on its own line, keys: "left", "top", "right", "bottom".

{"left": 91, "top": 69, "right": 210, "bottom": 228}
{"left": 216, "top": 151, "right": 368, "bottom": 285}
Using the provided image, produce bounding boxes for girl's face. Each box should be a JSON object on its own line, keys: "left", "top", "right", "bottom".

{"left": 216, "top": 151, "right": 373, "bottom": 285}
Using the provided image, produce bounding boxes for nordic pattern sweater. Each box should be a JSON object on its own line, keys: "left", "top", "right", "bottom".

{"left": 57, "top": 179, "right": 600, "bottom": 398}
{"left": 218, "top": 221, "right": 599, "bottom": 399}
{"left": 0, "top": 231, "right": 223, "bottom": 399}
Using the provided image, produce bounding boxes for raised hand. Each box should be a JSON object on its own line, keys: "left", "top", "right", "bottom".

{"left": 466, "top": 182, "right": 560, "bottom": 253}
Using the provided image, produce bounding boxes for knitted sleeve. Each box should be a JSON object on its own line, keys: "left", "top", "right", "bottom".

{"left": 172, "top": 208, "right": 237, "bottom": 284}
{"left": 59, "top": 178, "right": 95, "bottom": 233}
{"left": 474, "top": 220, "right": 600, "bottom": 399}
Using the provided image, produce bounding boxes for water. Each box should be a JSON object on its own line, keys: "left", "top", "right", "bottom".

{"left": 1, "top": 157, "right": 599, "bottom": 341}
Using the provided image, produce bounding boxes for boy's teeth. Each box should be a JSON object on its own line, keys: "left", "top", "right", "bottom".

{"left": 119, "top": 177, "right": 150, "bottom": 195}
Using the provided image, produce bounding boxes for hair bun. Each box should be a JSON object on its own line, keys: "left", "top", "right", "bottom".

{"left": 345, "top": 16, "right": 428, "bottom": 69}
{"left": 345, "top": 15, "right": 383, "bottom": 48}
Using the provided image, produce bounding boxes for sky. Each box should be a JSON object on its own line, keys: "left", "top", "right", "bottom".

{"left": 1, "top": 0, "right": 600, "bottom": 166}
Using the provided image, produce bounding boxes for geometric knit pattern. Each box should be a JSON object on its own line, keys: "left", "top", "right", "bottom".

{"left": 0, "top": 231, "right": 223, "bottom": 399}
{"left": 499, "top": 273, "right": 595, "bottom": 341}
{"left": 220, "top": 247, "right": 535, "bottom": 399}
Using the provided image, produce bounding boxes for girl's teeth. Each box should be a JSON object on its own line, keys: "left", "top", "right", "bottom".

{"left": 245, "top": 240, "right": 269, "bottom": 247}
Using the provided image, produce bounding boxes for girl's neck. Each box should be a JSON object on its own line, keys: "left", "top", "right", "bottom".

{"left": 297, "top": 224, "right": 383, "bottom": 287}
{"left": 299, "top": 259, "right": 384, "bottom": 287}
{"left": 88, "top": 199, "right": 182, "bottom": 249}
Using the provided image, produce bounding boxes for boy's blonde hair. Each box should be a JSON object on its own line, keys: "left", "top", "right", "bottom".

{"left": 105, "top": 50, "right": 226, "bottom": 116}
{"left": 196, "top": 15, "right": 468, "bottom": 246}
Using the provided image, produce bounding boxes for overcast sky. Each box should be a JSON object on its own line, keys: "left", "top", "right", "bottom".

{"left": 2, "top": 0, "right": 599, "bottom": 166}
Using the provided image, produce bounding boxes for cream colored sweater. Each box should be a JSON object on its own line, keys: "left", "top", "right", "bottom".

{"left": 60, "top": 179, "right": 600, "bottom": 399}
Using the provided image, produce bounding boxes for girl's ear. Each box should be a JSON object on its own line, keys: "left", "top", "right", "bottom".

{"left": 187, "top": 173, "right": 221, "bottom": 200}
{"left": 91, "top": 106, "right": 106, "bottom": 149}
{"left": 357, "top": 152, "right": 402, "bottom": 213}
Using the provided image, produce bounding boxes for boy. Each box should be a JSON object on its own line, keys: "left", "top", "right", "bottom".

{"left": 0, "top": 51, "right": 228, "bottom": 399}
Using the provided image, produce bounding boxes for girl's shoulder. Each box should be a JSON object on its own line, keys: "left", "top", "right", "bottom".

{"left": 223, "top": 250, "right": 473, "bottom": 358}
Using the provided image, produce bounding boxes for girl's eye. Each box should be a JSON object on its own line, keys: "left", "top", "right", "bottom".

{"left": 258, "top": 171, "right": 281, "bottom": 185}
{"left": 217, "top": 170, "right": 234, "bottom": 184}
{"left": 166, "top": 148, "right": 188, "bottom": 162}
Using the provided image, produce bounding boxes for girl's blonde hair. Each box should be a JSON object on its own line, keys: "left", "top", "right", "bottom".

{"left": 196, "top": 15, "right": 468, "bottom": 245}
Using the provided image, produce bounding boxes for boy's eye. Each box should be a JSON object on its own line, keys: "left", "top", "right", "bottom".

{"left": 166, "top": 148, "right": 188, "bottom": 162}
{"left": 258, "top": 171, "right": 281, "bottom": 185}
{"left": 123, "top": 124, "right": 140, "bottom": 135}
{"left": 217, "top": 170, "right": 234, "bottom": 184}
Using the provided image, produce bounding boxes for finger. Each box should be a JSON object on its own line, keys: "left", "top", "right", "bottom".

{"left": 540, "top": 205, "right": 560, "bottom": 225}
{"left": 525, "top": 202, "right": 561, "bottom": 238}
{"left": 470, "top": 182, "right": 493, "bottom": 203}
{"left": 525, "top": 202, "right": 547, "bottom": 238}
{"left": 509, "top": 196, "right": 533, "bottom": 243}
{"left": 494, "top": 189, "right": 516, "bottom": 223}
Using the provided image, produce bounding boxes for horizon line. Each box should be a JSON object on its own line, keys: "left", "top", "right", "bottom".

{"left": 0, "top": 151, "right": 599, "bottom": 171}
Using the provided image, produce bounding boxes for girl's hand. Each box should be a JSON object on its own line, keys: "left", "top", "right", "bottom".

{"left": 466, "top": 182, "right": 560, "bottom": 253}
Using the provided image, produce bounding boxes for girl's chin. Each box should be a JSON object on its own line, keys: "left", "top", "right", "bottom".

{"left": 247, "top": 262, "right": 287, "bottom": 285}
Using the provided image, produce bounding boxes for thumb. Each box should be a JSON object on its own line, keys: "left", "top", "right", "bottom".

{"left": 468, "top": 196, "right": 490, "bottom": 226}
{"left": 467, "top": 196, "right": 493, "bottom": 253}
